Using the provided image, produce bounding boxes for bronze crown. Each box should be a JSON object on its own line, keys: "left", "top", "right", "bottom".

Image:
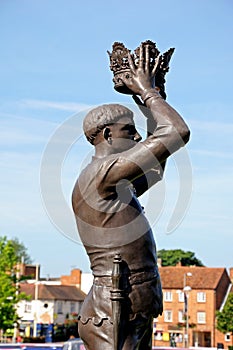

{"left": 107, "top": 40, "right": 175, "bottom": 99}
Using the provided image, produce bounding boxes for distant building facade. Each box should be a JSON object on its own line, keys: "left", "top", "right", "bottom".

{"left": 153, "top": 266, "right": 233, "bottom": 349}
{"left": 16, "top": 264, "right": 233, "bottom": 346}
{"left": 17, "top": 267, "right": 86, "bottom": 341}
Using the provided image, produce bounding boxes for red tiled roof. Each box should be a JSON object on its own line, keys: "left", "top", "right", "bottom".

{"left": 19, "top": 283, "right": 86, "bottom": 301}
{"left": 159, "top": 266, "right": 229, "bottom": 290}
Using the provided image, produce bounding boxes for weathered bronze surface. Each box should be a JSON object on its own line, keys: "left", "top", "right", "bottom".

{"left": 72, "top": 40, "right": 190, "bottom": 350}
{"left": 108, "top": 40, "right": 174, "bottom": 99}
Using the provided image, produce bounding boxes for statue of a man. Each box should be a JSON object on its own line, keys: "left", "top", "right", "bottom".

{"left": 72, "top": 44, "right": 190, "bottom": 350}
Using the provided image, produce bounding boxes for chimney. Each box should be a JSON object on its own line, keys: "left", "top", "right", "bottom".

{"left": 229, "top": 267, "right": 233, "bottom": 282}
{"left": 61, "top": 269, "right": 82, "bottom": 288}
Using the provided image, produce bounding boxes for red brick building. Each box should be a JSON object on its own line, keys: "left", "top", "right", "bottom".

{"left": 154, "top": 266, "right": 232, "bottom": 348}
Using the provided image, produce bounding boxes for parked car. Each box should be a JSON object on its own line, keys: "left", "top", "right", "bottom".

{"left": 62, "top": 339, "right": 85, "bottom": 350}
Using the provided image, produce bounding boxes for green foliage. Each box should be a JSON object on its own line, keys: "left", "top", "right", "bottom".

{"left": 0, "top": 236, "right": 29, "bottom": 331}
{"left": 158, "top": 249, "right": 204, "bottom": 266}
{"left": 216, "top": 293, "right": 233, "bottom": 335}
{"left": 11, "top": 237, "right": 32, "bottom": 264}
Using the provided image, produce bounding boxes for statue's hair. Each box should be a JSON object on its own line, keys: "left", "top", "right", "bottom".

{"left": 83, "top": 104, "right": 134, "bottom": 144}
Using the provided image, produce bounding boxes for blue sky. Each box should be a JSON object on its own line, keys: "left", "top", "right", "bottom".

{"left": 0, "top": 0, "right": 233, "bottom": 277}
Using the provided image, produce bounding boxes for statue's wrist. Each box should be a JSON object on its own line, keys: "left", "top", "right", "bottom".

{"left": 141, "top": 88, "right": 160, "bottom": 103}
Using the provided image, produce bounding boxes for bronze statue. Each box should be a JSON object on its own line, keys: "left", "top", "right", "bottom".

{"left": 72, "top": 40, "right": 190, "bottom": 350}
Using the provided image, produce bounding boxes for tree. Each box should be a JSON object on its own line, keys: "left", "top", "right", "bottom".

{"left": 216, "top": 293, "right": 233, "bottom": 345}
{"left": 157, "top": 249, "right": 204, "bottom": 266}
{"left": 11, "top": 237, "right": 32, "bottom": 264}
{"left": 0, "top": 236, "right": 28, "bottom": 333}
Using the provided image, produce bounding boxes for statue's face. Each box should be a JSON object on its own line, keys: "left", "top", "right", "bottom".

{"left": 109, "top": 116, "right": 142, "bottom": 152}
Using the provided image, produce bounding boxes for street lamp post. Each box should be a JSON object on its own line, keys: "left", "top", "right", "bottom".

{"left": 183, "top": 272, "right": 192, "bottom": 348}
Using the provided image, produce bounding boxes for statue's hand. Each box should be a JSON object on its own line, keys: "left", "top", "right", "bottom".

{"left": 119, "top": 44, "right": 161, "bottom": 96}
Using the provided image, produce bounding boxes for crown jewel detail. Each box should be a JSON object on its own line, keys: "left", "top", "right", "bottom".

{"left": 107, "top": 40, "right": 175, "bottom": 99}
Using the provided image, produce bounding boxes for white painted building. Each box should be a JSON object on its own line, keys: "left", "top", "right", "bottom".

{"left": 17, "top": 283, "right": 86, "bottom": 338}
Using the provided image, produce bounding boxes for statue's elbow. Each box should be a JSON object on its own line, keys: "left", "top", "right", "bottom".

{"left": 180, "top": 127, "right": 191, "bottom": 145}
{"left": 184, "top": 128, "right": 191, "bottom": 144}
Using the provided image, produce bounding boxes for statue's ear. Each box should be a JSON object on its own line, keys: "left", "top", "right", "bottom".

{"left": 103, "top": 127, "right": 111, "bottom": 141}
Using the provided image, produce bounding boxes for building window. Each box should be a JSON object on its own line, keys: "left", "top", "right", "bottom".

{"left": 164, "top": 291, "right": 173, "bottom": 302}
{"left": 24, "top": 302, "right": 32, "bottom": 313}
{"left": 57, "top": 301, "right": 63, "bottom": 314}
{"left": 178, "top": 310, "right": 185, "bottom": 322}
{"left": 154, "top": 331, "right": 163, "bottom": 340}
{"left": 225, "top": 333, "right": 231, "bottom": 342}
{"left": 70, "top": 302, "right": 75, "bottom": 313}
{"left": 177, "top": 291, "right": 184, "bottom": 302}
{"left": 197, "top": 292, "right": 206, "bottom": 302}
{"left": 164, "top": 310, "right": 173, "bottom": 322}
{"left": 197, "top": 311, "right": 206, "bottom": 324}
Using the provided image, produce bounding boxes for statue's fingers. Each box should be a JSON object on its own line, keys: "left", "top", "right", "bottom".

{"left": 127, "top": 51, "right": 136, "bottom": 74}
{"left": 145, "top": 44, "right": 150, "bottom": 73}
{"left": 138, "top": 44, "right": 144, "bottom": 69}
{"left": 152, "top": 55, "right": 161, "bottom": 76}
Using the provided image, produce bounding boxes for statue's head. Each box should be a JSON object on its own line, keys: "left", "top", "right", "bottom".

{"left": 83, "top": 104, "right": 134, "bottom": 145}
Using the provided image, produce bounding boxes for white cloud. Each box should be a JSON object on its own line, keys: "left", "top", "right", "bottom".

{"left": 189, "top": 118, "right": 233, "bottom": 133}
{"left": 191, "top": 149, "right": 233, "bottom": 159}
{"left": 0, "top": 113, "right": 58, "bottom": 146}
{"left": 20, "top": 99, "right": 91, "bottom": 112}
